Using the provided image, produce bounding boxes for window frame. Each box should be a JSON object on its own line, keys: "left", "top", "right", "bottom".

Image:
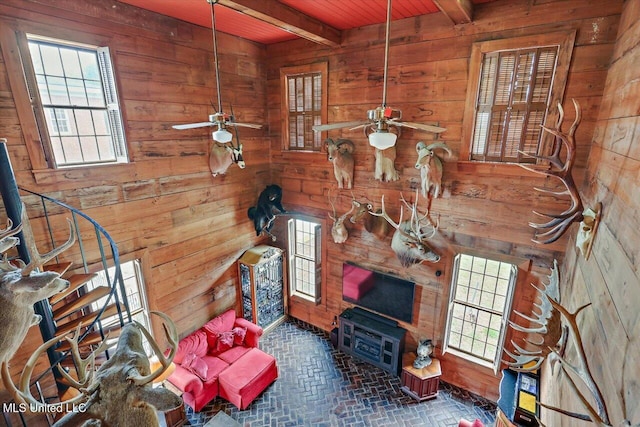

{"left": 442, "top": 253, "right": 519, "bottom": 372}
{"left": 287, "top": 217, "right": 323, "bottom": 304}
{"left": 461, "top": 30, "right": 576, "bottom": 164}
{"left": 22, "top": 35, "right": 128, "bottom": 168}
{"left": 280, "top": 62, "right": 328, "bottom": 152}
{"left": 0, "top": 24, "right": 130, "bottom": 172}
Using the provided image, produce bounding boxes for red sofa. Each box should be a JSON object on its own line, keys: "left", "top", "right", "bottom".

{"left": 166, "top": 309, "right": 278, "bottom": 411}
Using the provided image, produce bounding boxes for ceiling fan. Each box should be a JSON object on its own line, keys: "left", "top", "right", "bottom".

{"left": 312, "top": 0, "right": 446, "bottom": 150}
{"left": 171, "top": 0, "right": 261, "bottom": 143}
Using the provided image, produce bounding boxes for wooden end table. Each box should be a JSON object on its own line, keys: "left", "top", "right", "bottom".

{"left": 400, "top": 353, "right": 442, "bottom": 401}
{"left": 159, "top": 381, "right": 186, "bottom": 427}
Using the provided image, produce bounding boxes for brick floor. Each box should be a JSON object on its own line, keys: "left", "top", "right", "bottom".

{"left": 184, "top": 319, "right": 497, "bottom": 427}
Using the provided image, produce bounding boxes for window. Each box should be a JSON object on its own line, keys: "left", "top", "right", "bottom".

{"left": 21, "top": 35, "right": 127, "bottom": 168}
{"left": 443, "top": 254, "right": 517, "bottom": 371}
{"left": 288, "top": 218, "right": 322, "bottom": 303}
{"left": 280, "top": 63, "right": 328, "bottom": 151}
{"left": 462, "top": 31, "right": 575, "bottom": 164}
{"left": 87, "top": 259, "right": 150, "bottom": 334}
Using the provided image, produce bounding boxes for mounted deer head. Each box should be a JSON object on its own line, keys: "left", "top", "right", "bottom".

{"left": 518, "top": 99, "right": 599, "bottom": 246}
{"left": 2, "top": 312, "right": 180, "bottom": 427}
{"left": 349, "top": 197, "right": 390, "bottom": 239}
{"left": 328, "top": 191, "right": 355, "bottom": 244}
{"left": 370, "top": 190, "right": 440, "bottom": 267}
{"left": 0, "top": 205, "right": 75, "bottom": 365}
{"left": 415, "top": 141, "right": 452, "bottom": 198}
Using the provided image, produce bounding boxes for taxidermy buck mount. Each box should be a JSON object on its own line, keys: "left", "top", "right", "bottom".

{"left": 371, "top": 190, "right": 440, "bottom": 268}
{"left": 503, "top": 261, "right": 639, "bottom": 427}
{"left": 349, "top": 197, "right": 391, "bottom": 240}
{"left": 518, "top": 99, "right": 601, "bottom": 254}
{"left": 171, "top": 1, "right": 261, "bottom": 152}
{"left": 328, "top": 190, "right": 355, "bottom": 244}
{"left": 2, "top": 312, "right": 181, "bottom": 427}
{"left": 311, "top": 0, "right": 446, "bottom": 150}
{"left": 0, "top": 205, "right": 75, "bottom": 365}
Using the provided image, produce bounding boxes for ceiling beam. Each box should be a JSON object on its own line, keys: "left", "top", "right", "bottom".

{"left": 215, "top": 0, "right": 342, "bottom": 47}
{"left": 432, "top": 0, "right": 474, "bottom": 24}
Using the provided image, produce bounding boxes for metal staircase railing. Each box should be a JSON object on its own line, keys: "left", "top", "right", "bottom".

{"left": 1, "top": 141, "right": 132, "bottom": 426}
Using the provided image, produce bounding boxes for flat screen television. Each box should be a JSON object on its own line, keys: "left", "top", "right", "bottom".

{"left": 342, "top": 262, "right": 415, "bottom": 323}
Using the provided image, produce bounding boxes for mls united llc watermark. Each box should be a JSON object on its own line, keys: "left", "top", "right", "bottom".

{"left": 2, "top": 402, "right": 87, "bottom": 414}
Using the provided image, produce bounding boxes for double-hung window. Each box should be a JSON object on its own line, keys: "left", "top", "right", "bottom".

{"left": 443, "top": 254, "right": 517, "bottom": 371}
{"left": 21, "top": 35, "right": 128, "bottom": 168}
{"left": 462, "top": 31, "right": 575, "bottom": 163}
{"left": 280, "top": 63, "right": 328, "bottom": 151}
{"left": 288, "top": 218, "right": 322, "bottom": 303}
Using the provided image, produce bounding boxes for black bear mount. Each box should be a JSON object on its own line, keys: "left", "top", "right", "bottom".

{"left": 247, "top": 184, "right": 286, "bottom": 241}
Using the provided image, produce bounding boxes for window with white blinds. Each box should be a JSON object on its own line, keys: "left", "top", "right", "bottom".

{"left": 21, "top": 35, "right": 128, "bottom": 168}
{"left": 471, "top": 47, "right": 558, "bottom": 163}
{"left": 280, "top": 63, "right": 327, "bottom": 152}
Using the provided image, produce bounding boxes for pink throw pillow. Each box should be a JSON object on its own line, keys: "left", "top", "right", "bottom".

{"left": 232, "top": 326, "right": 247, "bottom": 346}
{"left": 211, "top": 331, "right": 234, "bottom": 356}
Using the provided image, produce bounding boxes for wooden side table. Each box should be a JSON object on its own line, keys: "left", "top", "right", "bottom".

{"left": 400, "top": 353, "right": 441, "bottom": 401}
{"left": 159, "top": 381, "right": 187, "bottom": 427}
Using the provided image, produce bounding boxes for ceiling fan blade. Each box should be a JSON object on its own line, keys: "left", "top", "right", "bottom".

{"left": 393, "top": 121, "right": 447, "bottom": 133}
{"left": 172, "top": 122, "right": 215, "bottom": 130}
{"left": 313, "top": 121, "right": 369, "bottom": 132}
{"left": 228, "top": 122, "right": 263, "bottom": 129}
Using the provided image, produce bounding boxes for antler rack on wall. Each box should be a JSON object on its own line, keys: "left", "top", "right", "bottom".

{"left": 518, "top": 99, "right": 602, "bottom": 257}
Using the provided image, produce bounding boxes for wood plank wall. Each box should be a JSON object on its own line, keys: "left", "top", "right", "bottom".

{"left": 0, "top": 0, "right": 271, "bottom": 392}
{"left": 265, "top": 0, "right": 622, "bottom": 401}
{"left": 540, "top": 1, "right": 640, "bottom": 426}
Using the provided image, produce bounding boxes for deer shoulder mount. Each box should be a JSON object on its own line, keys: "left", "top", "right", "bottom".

{"left": 370, "top": 190, "right": 440, "bottom": 267}
{"left": 349, "top": 198, "right": 390, "bottom": 240}
{"left": 502, "top": 260, "right": 640, "bottom": 427}
{"left": 325, "top": 138, "right": 355, "bottom": 189}
{"left": 374, "top": 146, "right": 399, "bottom": 182}
{"left": 415, "top": 141, "right": 452, "bottom": 198}
{"left": 209, "top": 141, "right": 244, "bottom": 177}
{"left": 328, "top": 191, "right": 355, "bottom": 244}
{"left": 2, "top": 311, "right": 180, "bottom": 427}
{"left": 0, "top": 206, "right": 75, "bottom": 365}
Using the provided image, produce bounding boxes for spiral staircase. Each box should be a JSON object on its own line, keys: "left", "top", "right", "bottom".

{"left": 1, "top": 142, "right": 132, "bottom": 426}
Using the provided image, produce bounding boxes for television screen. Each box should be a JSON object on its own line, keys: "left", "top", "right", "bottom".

{"left": 342, "top": 263, "right": 415, "bottom": 323}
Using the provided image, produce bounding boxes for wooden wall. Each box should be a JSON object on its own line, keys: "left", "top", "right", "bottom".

{"left": 0, "top": 0, "right": 633, "bottom": 416}
{"left": 265, "top": 0, "right": 622, "bottom": 400}
{"left": 0, "top": 0, "right": 271, "bottom": 388}
{"left": 540, "top": 1, "right": 640, "bottom": 426}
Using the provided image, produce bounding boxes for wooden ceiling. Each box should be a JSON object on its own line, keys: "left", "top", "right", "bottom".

{"left": 116, "top": 0, "right": 498, "bottom": 45}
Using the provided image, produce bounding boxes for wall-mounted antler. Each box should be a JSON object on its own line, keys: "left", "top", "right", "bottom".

{"left": 503, "top": 260, "right": 616, "bottom": 426}
{"left": 519, "top": 99, "right": 585, "bottom": 244}
{"left": 2, "top": 311, "right": 181, "bottom": 426}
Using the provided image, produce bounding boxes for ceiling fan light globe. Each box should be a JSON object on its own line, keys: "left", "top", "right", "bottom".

{"left": 368, "top": 131, "right": 397, "bottom": 150}
{"left": 212, "top": 128, "right": 233, "bottom": 143}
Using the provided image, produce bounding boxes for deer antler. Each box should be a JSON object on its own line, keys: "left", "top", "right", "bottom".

{"left": 370, "top": 194, "right": 405, "bottom": 235}
{"left": 518, "top": 99, "right": 584, "bottom": 244}
{"left": 0, "top": 219, "right": 23, "bottom": 269}
{"left": 128, "top": 311, "right": 178, "bottom": 386}
{"left": 399, "top": 190, "right": 438, "bottom": 240}
{"left": 56, "top": 324, "right": 111, "bottom": 391}
{"left": 2, "top": 327, "right": 94, "bottom": 409}
{"left": 19, "top": 202, "right": 76, "bottom": 277}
